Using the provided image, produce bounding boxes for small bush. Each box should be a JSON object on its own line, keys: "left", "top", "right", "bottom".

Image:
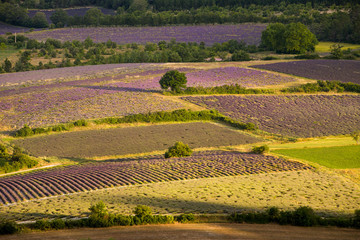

{"left": 0, "top": 221, "right": 20, "bottom": 235}
{"left": 34, "top": 219, "right": 51, "bottom": 230}
{"left": 165, "top": 141, "right": 193, "bottom": 158}
{"left": 50, "top": 219, "right": 66, "bottom": 229}
{"left": 251, "top": 145, "right": 269, "bottom": 154}
{"left": 176, "top": 213, "right": 195, "bottom": 223}
{"left": 15, "top": 125, "right": 33, "bottom": 137}
{"left": 292, "top": 206, "right": 318, "bottom": 226}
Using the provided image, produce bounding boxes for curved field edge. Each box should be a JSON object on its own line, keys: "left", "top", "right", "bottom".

{"left": 0, "top": 151, "right": 311, "bottom": 205}
{"left": 1, "top": 169, "right": 359, "bottom": 222}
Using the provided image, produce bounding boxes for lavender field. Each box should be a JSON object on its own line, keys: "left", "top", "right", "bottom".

{"left": 252, "top": 60, "right": 360, "bottom": 84}
{"left": 24, "top": 23, "right": 266, "bottom": 45}
{"left": 0, "top": 22, "right": 31, "bottom": 35}
{"left": 0, "top": 63, "right": 301, "bottom": 130}
{"left": 183, "top": 95, "right": 360, "bottom": 138}
{"left": 0, "top": 151, "right": 311, "bottom": 205}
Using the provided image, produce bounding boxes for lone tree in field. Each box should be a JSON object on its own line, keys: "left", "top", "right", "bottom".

{"left": 351, "top": 131, "right": 360, "bottom": 145}
{"left": 165, "top": 141, "right": 192, "bottom": 158}
{"left": 159, "top": 70, "right": 187, "bottom": 93}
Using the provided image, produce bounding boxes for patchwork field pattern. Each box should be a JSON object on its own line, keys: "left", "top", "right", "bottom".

{"left": 13, "top": 122, "right": 261, "bottom": 158}
{"left": 182, "top": 95, "right": 360, "bottom": 138}
{"left": 0, "top": 63, "right": 301, "bottom": 130}
{"left": 252, "top": 60, "right": 360, "bottom": 84}
{"left": 3, "top": 170, "right": 360, "bottom": 221}
{"left": 24, "top": 24, "right": 266, "bottom": 45}
{"left": 0, "top": 151, "right": 311, "bottom": 205}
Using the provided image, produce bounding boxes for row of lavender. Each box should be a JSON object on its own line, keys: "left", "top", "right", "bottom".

{"left": 182, "top": 95, "right": 360, "bottom": 138}
{"left": 0, "top": 151, "right": 312, "bottom": 205}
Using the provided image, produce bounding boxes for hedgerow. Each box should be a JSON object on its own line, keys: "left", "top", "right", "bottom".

{"left": 14, "top": 109, "right": 257, "bottom": 138}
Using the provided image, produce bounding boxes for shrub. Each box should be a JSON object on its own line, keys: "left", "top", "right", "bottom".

{"left": 292, "top": 206, "right": 318, "bottom": 226}
{"left": 15, "top": 124, "right": 33, "bottom": 137}
{"left": 251, "top": 145, "right": 269, "bottom": 154}
{"left": 165, "top": 141, "right": 193, "bottom": 158}
{"left": 159, "top": 70, "right": 187, "bottom": 93}
{"left": 0, "top": 221, "right": 20, "bottom": 235}
{"left": 134, "top": 205, "right": 152, "bottom": 218}
{"left": 50, "top": 219, "right": 66, "bottom": 230}
{"left": 34, "top": 219, "right": 51, "bottom": 230}
{"left": 176, "top": 213, "right": 195, "bottom": 223}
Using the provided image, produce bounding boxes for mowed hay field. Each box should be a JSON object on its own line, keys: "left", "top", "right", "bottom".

{"left": 2, "top": 170, "right": 359, "bottom": 221}
{"left": 13, "top": 122, "right": 261, "bottom": 158}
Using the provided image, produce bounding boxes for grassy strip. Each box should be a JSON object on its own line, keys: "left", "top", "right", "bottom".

{"left": 163, "top": 84, "right": 275, "bottom": 95}
{"left": 273, "top": 145, "right": 360, "bottom": 169}
{"left": 14, "top": 109, "right": 257, "bottom": 138}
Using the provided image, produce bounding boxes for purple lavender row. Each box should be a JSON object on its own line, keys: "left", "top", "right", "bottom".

{"left": 0, "top": 151, "right": 312, "bottom": 205}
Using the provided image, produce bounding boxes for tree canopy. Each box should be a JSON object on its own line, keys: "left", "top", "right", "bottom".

{"left": 261, "top": 22, "right": 318, "bottom": 53}
{"left": 159, "top": 70, "right": 187, "bottom": 93}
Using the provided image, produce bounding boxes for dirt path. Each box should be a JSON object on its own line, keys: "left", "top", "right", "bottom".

{"left": 2, "top": 223, "right": 360, "bottom": 240}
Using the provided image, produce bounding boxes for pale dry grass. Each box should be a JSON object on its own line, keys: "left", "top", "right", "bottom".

{"left": 1, "top": 170, "right": 359, "bottom": 221}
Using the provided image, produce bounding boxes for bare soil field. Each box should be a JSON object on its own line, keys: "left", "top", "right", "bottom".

{"left": 13, "top": 122, "right": 261, "bottom": 158}
{"left": 2, "top": 223, "right": 360, "bottom": 240}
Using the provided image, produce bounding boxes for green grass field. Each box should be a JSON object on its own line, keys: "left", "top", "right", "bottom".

{"left": 273, "top": 145, "right": 360, "bottom": 169}
{"left": 315, "top": 42, "right": 360, "bottom": 53}
{"left": 0, "top": 46, "right": 19, "bottom": 62}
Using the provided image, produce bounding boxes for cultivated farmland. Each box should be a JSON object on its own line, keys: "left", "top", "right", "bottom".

{"left": 13, "top": 122, "right": 261, "bottom": 158}
{"left": 24, "top": 24, "right": 266, "bottom": 45}
{"left": 3, "top": 170, "right": 360, "bottom": 221}
{"left": 182, "top": 95, "right": 360, "bottom": 138}
{"left": 252, "top": 60, "right": 360, "bottom": 84}
{"left": 0, "top": 151, "right": 310, "bottom": 205}
{"left": 0, "top": 63, "right": 301, "bottom": 130}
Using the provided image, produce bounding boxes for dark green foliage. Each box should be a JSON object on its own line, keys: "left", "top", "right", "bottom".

{"left": 294, "top": 53, "right": 320, "bottom": 59}
{"left": 73, "top": 119, "right": 88, "bottom": 127}
{"left": 261, "top": 23, "right": 318, "bottom": 54}
{"left": 176, "top": 213, "right": 195, "bottom": 223}
{"left": 293, "top": 206, "right": 318, "bottom": 226}
{"left": 15, "top": 125, "right": 33, "bottom": 137}
{"left": 50, "top": 9, "right": 68, "bottom": 28}
{"left": 164, "top": 141, "right": 193, "bottom": 158}
{"left": 251, "top": 145, "right": 269, "bottom": 154}
{"left": 3, "top": 58, "right": 12, "bottom": 72}
{"left": 231, "top": 50, "right": 251, "bottom": 61}
{"left": 31, "top": 12, "right": 49, "bottom": 28}
{"left": 167, "top": 84, "right": 274, "bottom": 95}
{"left": 159, "top": 70, "right": 187, "bottom": 93}
{"left": 281, "top": 80, "right": 360, "bottom": 94}
{"left": 354, "top": 210, "right": 360, "bottom": 228}
{"left": 0, "top": 144, "right": 38, "bottom": 173}
{"left": 134, "top": 205, "right": 152, "bottom": 217}
{"left": 50, "top": 219, "right": 66, "bottom": 230}
{"left": 0, "top": 221, "right": 20, "bottom": 235}
{"left": 34, "top": 219, "right": 51, "bottom": 231}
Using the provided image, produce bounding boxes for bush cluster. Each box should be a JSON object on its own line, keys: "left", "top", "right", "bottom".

{"left": 282, "top": 80, "right": 360, "bottom": 94}
{"left": 164, "top": 141, "right": 193, "bottom": 158}
{"left": 0, "top": 145, "right": 38, "bottom": 173}
{"left": 166, "top": 84, "right": 274, "bottom": 95}
{"left": 229, "top": 206, "right": 360, "bottom": 228}
{"left": 251, "top": 145, "right": 269, "bottom": 154}
{"left": 14, "top": 120, "right": 88, "bottom": 137}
